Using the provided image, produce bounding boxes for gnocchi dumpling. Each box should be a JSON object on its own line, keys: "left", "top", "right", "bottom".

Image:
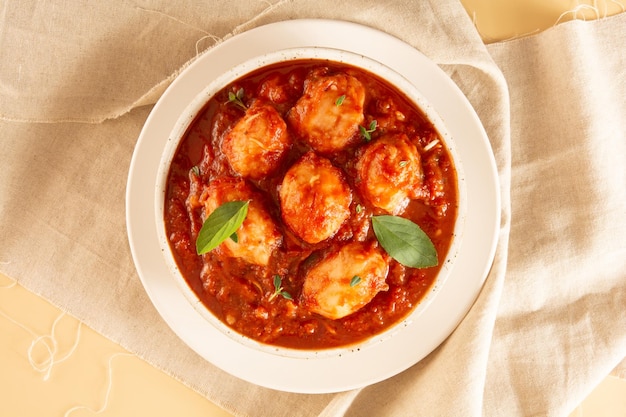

{"left": 222, "top": 101, "right": 291, "bottom": 179}
{"left": 287, "top": 70, "right": 365, "bottom": 153}
{"left": 200, "top": 177, "right": 281, "bottom": 266}
{"left": 355, "top": 133, "right": 425, "bottom": 215}
{"left": 279, "top": 151, "right": 352, "bottom": 244}
{"left": 301, "top": 242, "right": 390, "bottom": 320}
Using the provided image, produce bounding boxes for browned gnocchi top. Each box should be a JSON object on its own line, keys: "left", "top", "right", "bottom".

{"left": 164, "top": 60, "right": 458, "bottom": 349}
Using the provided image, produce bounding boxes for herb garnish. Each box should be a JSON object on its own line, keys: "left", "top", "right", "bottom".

{"left": 335, "top": 95, "right": 346, "bottom": 106}
{"left": 196, "top": 200, "right": 249, "bottom": 255}
{"left": 372, "top": 215, "right": 438, "bottom": 268}
{"left": 359, "top": 120, "right": 378, "bottom": 141}
{"left": 350, "top": 275, "right": 362, "bottom": 287}
{"left": 269, "top": 275, "right": 293, "bottom": 301}
{"left": 227, "top": 87, "right": 247, "bottom": 111}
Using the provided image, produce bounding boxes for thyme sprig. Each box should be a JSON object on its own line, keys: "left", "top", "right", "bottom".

{"left": 269, "top": 275, "right": 293, "bottom": 301}
{"left": 359, "top": 120, "right": 378, "bottom": 141}
{"left": 228, "top": 87, "right": 248, "bottom": 111}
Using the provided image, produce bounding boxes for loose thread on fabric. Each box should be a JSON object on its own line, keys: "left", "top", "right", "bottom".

{"left": 30, "top": 313, "right": 83, "bottom": 381}
{"left": 471, "top": 0, "right": 625, "bottom": 43}
{"left": 555, "top": 4, "right": 600, "bottom": 25}
{"left": 0, "top": 281, "right": 136, "bottom": 414}
{"left": 0, "top": 279, "right": 17, "bottom": 289}
{"left": 134, "top": 6, "right": 223, "bottom": 56}
{"left": 63, "top": 352, "right": 135, "bottom": 417}
{"left": 0, "top": 306, "right": 82, "bottom": 381}
{"left": 554, "top": 0, "right": 625, "bottom": 25}
{"left": 231, "top": 0, "right": 293, "bottom": 35}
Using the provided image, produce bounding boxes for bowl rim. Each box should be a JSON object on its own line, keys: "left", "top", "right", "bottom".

{"left": 153, "top": 46, "right": 468, "bottom": 359}
{"left": 126, "top": 18, "right": 500, "bottom": 394}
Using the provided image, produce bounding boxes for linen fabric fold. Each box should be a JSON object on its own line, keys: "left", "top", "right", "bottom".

{"left": 484, "top": 17, "right": 626, "bottom": 415}
{"left": 1, "top": 0, "right": 624, "bottom": 416}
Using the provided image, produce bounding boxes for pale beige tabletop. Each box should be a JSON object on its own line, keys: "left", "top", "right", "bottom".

{"left": 1, "top": 1, "right": 625, "bottom": 416}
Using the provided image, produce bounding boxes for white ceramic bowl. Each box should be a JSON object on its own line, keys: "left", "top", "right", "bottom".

{"left": 127, "top": 18, "right": 499, "bottom": 394}
{"left": 154, "top": 47, "right": 467, "bottom": 359}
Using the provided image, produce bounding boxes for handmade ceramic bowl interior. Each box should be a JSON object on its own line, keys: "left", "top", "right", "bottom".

{"left": 154, "top": 47, "right": 467, "bottom": 359}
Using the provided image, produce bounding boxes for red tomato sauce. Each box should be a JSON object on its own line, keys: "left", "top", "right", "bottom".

{"left": 164, "top": 60, "right": 458, "bottom": 349}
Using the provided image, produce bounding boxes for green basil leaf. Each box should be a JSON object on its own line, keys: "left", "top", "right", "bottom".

{"left": 372, "top": 215, "right": 438, "bottom": 268}
{"left": 196, "top": 200, "right": 249, "bottom": 255}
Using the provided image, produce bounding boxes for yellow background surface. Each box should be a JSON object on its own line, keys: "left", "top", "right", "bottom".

{"left": 2, "top": 1, "right": 625, "bottom": 416}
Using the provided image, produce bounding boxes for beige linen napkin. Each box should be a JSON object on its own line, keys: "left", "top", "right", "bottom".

{"left": 484, "top": 19, "right": 626, "bottom": 415}
{"left": 1, "top": 1, "right": 624, "bottom": 416}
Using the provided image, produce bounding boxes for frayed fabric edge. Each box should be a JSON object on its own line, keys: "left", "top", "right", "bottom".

{"left": 0, "top": 1, "right": 296, "bottom": 125}
{"left": 0, "top": 69, "right": 180, "bottom": 125}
